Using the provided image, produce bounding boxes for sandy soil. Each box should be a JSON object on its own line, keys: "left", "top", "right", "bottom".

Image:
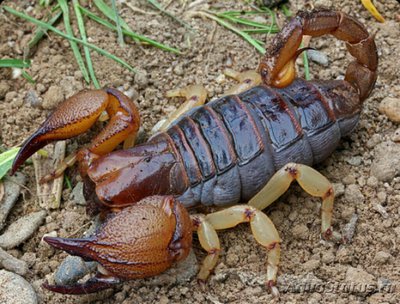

{"left": 0, "top": 0, "right": 399, "bottom": 303}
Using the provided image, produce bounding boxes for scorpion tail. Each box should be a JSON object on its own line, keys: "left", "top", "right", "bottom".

{"left": 259, "top": 8, "right": 378, "bottom": 101}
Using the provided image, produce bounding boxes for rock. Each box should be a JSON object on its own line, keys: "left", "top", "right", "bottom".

{"left": 379, "top": 97, "right": 400, "bottom": 123}
{"left": 0, "top": 270, "right": 37, "bottom": 304}
{"left": 70, "top": 182, "right": 86, "bottom": 205}
{"left": 392, "top": 128, "right": 400, "bottom": 142}
{"left": 291, "top": 224, "right": 309, "bottom": 240}
{"left": 333, "top": 182, "right": 345, "bottom": 197}
{"left": 0, "top": 173, "right": 26, "bottom": 230}
{"left": 24, "top": 90, "right": 41, "bottom": 108}
{"left": 42, "top": 85, "right": 64, "bottom": 109}
{"left": 374, "top": 251, "right": 392, "bottom": 264}
{"left": 371, "top": 141, "right": 400, "bottom": 182}
{"left": 302, "top": 259, "right": 320, "bottom": 272}
{"left": 345, "top": 267, "right": 375, "bottom": 295}
{"left": 0, "top": 210, "right": 46, "bottom": 249}
{"left": 307, "top": 49, "right": 329, "bottom": 67}
{"left": 344, "top": 184, "right": 364, "bottom": 204}
{"left": 0, "top": 247, "right": 28, "bottom": 275}
{"left": 55, "top": 256, "right": 97, "bottom": 286}
{"left": 145, "top": 249, "right": 198, "bottom": 286}
{"left": 0, "top": 81, "right": 10, "bottom": 100}
{"left": 134, "top": 70, "right": 149, "bottom": 89}
{"left": 366, "top": 176, "right": 378, "bottom": 188}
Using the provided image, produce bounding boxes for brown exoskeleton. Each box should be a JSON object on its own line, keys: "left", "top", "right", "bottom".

{"left": 11, "top": 9, "right": 377, "bottom": 296}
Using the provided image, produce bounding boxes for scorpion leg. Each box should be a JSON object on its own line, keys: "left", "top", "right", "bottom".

{"left": 11, "top": 88, "right": 140, "bottom": 177}
{"left": 204, "top": 206, "right": 281, "bottom": 297}
{"left": 191, "top": 215, "right": 221, "bottom": 284}
{"left": 249, "top": 163, "right": 338, "bottom": 241}
{"left": 223, "top": 68, "right": 262, "bottom": 95}
{"left": 151, "top": 84, "right": 208, "bottom": 134}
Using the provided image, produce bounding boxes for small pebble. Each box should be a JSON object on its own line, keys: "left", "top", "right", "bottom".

{"left": 0, "top": 81, "right": 11, "bottom": 100}
{"left": 42, "top": 85, "right": 64, "bottom": 109}
{"left": 333, "top": 182, "right": 345, "bottom": 197}
{"left": 379, "top": 97, "right": 400, "bottom": 123}
{"left": 307, "top": 49, "right": 329, "bottom": 67}
{"left": 55, "top": 256, "right": 97, "bottom": 286}
{"left": 291, "top": 224, "right": 309, "bottom": 240}
{"left": 343, "top": 213, "right": 358, "bottom": 243}
{"left": 373, "top": 203, "right": 389, "bottom": 219}
{"left": 0, "top": 210, "right": 46, "bottom": 249}
{"left": 345, "top": 267, "right": 376, "bottom": 295}
{"left": 24, "top": 90, "right": 41, "bottom": 108}
{"left": 145, "top": 249, "right": 198, "bottom": 286}
{"left": 134, "top": 70, "right": 149, "bottom": 89}
{"left": 69, "top": 182, "right": 86, "bottom": 205}
{"left": 344, "top": 184, "right": 364, "bottom": 204}
{"left": 374, "top": 251, "right": 392, "bottom": 264}
{"left": 0, "top": 173, "right": 26, "bottom": 230}
{"left": 371, "top": 141, "right": 400, "bottom": 182}
{"left": 392, "top": 128, "right": 400, "bottom": 142}
{"left": 0, "top": 247, "right": 28, "bottom": 276}
{"left": 0, "top": 270, "right": 37, "bottom": 304}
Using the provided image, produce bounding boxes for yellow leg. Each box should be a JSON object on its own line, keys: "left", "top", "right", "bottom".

{"left": 248, "top": 163, "right": 337, "bottom": 240}
{"left": 152, "top": 85, "right": 208, "bottom": 134}
{"left": 223, "top": 69, "right": 262, "bottom": 95}
{"left": 361, "top": 0, "right": 385, "bottom": 23}
{"left": 192, "top": 215, "right": 221, "bottom": 283}
{"left": 204, "top": 206, "right": 281, "bottom": 297}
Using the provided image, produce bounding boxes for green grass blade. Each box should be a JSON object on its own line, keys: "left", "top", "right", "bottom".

{"left": 3, "top": 6, "right": 136, "bottom": 74}
{"left": 111, "top": 0, "right": 124, "bottom": 46}
{"left": 0, "top": 147, "right": 20, "bottom": 180}
{"left": 200, "top": 12, "right": 265, "bottom": 54}
{"left": 0, "top": 59, "right": 31, "bottom": 68}
{"left": 58, "top": 0, "right": 90, "bottom": 84}
{"left": 73, "top": 0, "right": 100, "bottom": 88}
{"left": 300, "top": 42, "right": 311, "bottom": 81}
{"left": 146, "top": 0, "right": 194, "bottom": 32}
{"left": 217, "top": 14, "right": 277, "bottom": 30}
{"left": 242, "top": 27, "right": 279, "bottom": 34}
{"left": 28, "top": 9, "right": 63, "bottom": 50}
{"left": 94, "top": 0, "right": 131, "bottom": 31}
{"left": 80, "top": 6, "right": 181, "bottom": 54}
{"left": 22, "top": 70, "right": 35, "bottom": 83}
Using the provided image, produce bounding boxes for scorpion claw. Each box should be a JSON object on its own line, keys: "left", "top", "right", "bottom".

{"left": 42, "top": 196, "right": 193, "bottom": 294}
{"left": 42, "top": 275, "right": 120, "bottom": 295}
{"left": 43, "top": 236, "right": 95, "bottom": 261}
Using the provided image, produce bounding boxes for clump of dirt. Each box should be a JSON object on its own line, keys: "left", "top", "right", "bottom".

{"left": 0, "top": 1, "right": 399, "bottom": 303}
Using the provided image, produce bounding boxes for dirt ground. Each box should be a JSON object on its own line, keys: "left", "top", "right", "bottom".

{"left": 0, "top": 0, "right": 399, "bottom": 303}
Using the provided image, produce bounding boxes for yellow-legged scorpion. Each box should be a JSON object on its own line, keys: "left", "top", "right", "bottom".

{"left": 11, "top": 8, "right": 378, "bottom": 296}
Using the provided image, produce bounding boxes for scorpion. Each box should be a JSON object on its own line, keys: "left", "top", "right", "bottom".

{"left": 11, "top": 8, "right": 377, "bottom": 296}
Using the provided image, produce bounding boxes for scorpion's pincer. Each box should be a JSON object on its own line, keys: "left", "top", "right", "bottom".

{"left": 42, "top": 196, "right": 193, "bottom": 294}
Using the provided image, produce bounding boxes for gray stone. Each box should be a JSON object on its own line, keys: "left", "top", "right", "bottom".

{"left": 0, "top": 270, "right": 37, "bottom": 304}
{"left": 145, "top": 249, "right": 198, "bottom": 286}
{"left": 371, "top": 141, "right": 400, "bottom": 182}
{"left": 0, "top": 173, "right": 26, "bottom": 230}
{"left": 345, "top": 266, "right": 375, "bottom": 295}
{"left": 69, "top": 182, "right": 86, "bottom": 205}
{"left": 0, "top": 247, "right": 28, "bottom": 275}
{"left": 344, "top": 184, "right": 364, "bottom": 204}
{"left": 307, "top": 49, "right": 329, "bottom": 67}
{"left": 55, "top": 256, "right": 97, "bottom": 286}
{"left": 0, "top": 210, "right": 46, "bottom": 249}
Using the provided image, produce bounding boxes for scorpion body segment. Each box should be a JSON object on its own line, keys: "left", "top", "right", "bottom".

{"left": 10, "top": 9, "right": 378, "bottom": 295}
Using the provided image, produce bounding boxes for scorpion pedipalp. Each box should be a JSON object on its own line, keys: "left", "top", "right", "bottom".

{"left": 42, "top": 196, "right": 193, "bottom": 294}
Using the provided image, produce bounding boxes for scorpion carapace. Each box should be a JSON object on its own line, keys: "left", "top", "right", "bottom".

{"left": 11, "top": 9, "right": 377, "bottom": 295}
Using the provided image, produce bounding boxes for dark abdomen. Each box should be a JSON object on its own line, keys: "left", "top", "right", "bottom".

{"left": 166, "top": 78, "right": 360, "bottom": 207}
